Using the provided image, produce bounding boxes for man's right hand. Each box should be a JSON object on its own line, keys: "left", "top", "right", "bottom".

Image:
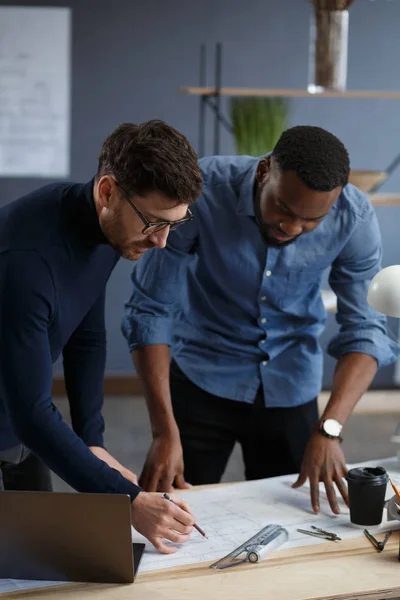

{"left": 139, "top": 431, "right": 191, "bottom": 492}
{"left": 131, "top": 492, "right": 195, "bottom": 553}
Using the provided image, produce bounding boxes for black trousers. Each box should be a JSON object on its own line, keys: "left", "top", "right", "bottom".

{"left": 0, "top": 445, "right": 53, "bottom": 492}
{"left": 170, "top": 361, "right": 319, "bottom": 485}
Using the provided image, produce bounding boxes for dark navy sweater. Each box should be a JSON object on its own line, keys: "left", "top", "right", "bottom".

{"left": 0, "top": 180, "right": 141, "bottom": 500}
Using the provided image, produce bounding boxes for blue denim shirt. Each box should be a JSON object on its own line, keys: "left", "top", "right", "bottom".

{"left": 122, "top": 155, "right": 400, "bottom": 407}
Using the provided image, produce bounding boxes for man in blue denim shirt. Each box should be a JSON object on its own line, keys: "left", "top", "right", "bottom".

{"left": 122, "top": 126, "right": 400, "bottom": 514}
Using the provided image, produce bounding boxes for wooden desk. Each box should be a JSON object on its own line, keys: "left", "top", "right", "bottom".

{"left": 6, "top": 491, "right": 400, "bottom": 600}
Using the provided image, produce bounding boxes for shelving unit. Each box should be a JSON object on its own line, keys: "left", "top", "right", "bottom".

{"left": 180, "top": 44, "right": 400, "bottom": 313}
{"left": 180, "top": 43, "right": 400, "bottom": 201}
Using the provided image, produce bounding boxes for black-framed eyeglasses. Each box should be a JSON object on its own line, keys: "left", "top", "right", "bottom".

{"left": 115, "top": 180, "right": 193, "bottom": 234}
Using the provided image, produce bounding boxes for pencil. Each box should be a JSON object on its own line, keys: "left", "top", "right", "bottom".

{"left": 163, "top": 492, "right": 208, "bottom": 539}
{"left": 390, "top": 479, "right": 400, "bottom": 501}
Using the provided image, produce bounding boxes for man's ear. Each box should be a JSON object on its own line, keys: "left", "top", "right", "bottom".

{"left": 97, "top": 176, "right": 114, "bottom": 209}
{"left": 256, "top": 157, "right": 271, "bottom": 185}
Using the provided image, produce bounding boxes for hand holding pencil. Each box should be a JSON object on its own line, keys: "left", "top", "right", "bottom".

{"left": 131, "top": 490, "right": 199, "bottom": 554}
{"left": 164, "top": 493, "right": 208, "bottom": 538}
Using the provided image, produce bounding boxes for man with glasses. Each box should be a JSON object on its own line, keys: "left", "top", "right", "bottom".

{"left": 0, "top": 119, "right": 202, "bottom": 554}
{"left": 122, "top": 125, "right": 399, "bottom": 515}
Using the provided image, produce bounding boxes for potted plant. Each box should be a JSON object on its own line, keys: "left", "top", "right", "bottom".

{"left": 230, "top": 97, "right": 288, "bottom": 156}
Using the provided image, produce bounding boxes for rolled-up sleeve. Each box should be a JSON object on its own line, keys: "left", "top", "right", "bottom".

{"left": 121, "top": 219, "right": 198, "bottom": 351}
{"left": 328, "top": 203, "right": 400, "bottom": 368}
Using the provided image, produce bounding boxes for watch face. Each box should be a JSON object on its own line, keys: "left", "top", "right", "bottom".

{"left": 323, "top": 418, "right": 342, "bottom": 437}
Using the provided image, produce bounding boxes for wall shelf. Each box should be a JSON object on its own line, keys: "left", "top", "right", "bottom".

{"left": 182, "top": 44, "right": 400, "bottom": 197}
{"left": 181, "top": 87, "right": 400, "bottom": 99}
{"left": 369, "top": 194, "right": 400, "bottom": 206}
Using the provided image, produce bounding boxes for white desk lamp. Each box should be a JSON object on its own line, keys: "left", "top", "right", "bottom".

{"left": 368, "top": 265, "right": 400, "bottom": 318}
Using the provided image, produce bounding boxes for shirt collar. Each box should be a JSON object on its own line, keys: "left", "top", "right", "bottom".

{"left": 236, "top": 156, "right": 268, "bottom": 217}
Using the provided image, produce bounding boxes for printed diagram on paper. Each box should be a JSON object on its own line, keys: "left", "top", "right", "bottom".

{"left": 132, "top": 457, "right": 400, "bottom": 572}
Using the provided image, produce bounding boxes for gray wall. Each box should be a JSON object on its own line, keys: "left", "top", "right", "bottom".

{"left": 2, "top": 0, "right": 400, "bottom": 386}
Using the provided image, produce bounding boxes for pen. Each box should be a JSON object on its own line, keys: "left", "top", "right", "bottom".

{"left": 390, "top": 479, "right": 400, "bottom": 501}
{"left": 163, "top": 492, "right": 208, "bottom": 539}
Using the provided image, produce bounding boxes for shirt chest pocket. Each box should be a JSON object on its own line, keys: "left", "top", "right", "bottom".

{"left": 272, "top": 268, "right": 326, "bottom": 311}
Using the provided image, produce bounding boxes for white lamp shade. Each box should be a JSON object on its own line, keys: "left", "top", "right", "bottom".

{"left": 367, "top": 265, "right": 400, "bottom": 318}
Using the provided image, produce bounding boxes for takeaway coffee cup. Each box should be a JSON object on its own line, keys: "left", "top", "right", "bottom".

{"left": 346, "top": 466, "right": 389, "bottom": 526}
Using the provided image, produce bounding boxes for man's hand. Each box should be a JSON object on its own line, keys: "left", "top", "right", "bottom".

{"left": 89, "top": 446, "right": 138, "bottom": 485}
{"left": 139, "top": 431, "right": 191, "bottom": 492}
{"left": 292, "top": 431, "right": 349, "bottom": 514}
{"left": 131, "top": 492, "right": 195, "bottom": 553}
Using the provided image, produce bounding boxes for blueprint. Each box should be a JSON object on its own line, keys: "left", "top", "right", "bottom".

{"left": 2, "top": 457, "right": 399, "bottom": 593}
{"left": 132, "top": 457, "right": 400, "bottom": 572}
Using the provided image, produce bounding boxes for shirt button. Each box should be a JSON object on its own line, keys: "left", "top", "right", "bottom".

{"left": 261, "top": 317, "right": 267, "bottom": 324}
{"left": 260, "top": 339, "right": 266, "bottom": 344}
{"left": 265, "top": 270, "right": 272, "bottom": 277}
{"left": 261, "top": 296, "right": 267, "bottom": 301}
{"left": 262, "top": 361, "right": 268, "bottom": 366}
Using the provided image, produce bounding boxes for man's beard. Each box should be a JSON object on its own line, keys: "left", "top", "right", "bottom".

{"left": 110, "top": 240, "right": 154, "bottom": 261}
{"left": 254, "top": 185, "right": 300, "bottom": 248}
{"left": 117, "top": 246, "right": 144, "bottom": 261}
{"left": 259, "top": 224, "right": 300, "bottom": 248}
{"left": 101, "top": 215, "right": 153, "bottom": 260}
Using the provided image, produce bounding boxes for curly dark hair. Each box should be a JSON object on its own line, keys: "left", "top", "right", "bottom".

{"left": 96, "top": 120, "right": 202, "bottom": 205}
{"left": 272, "top": 125, "right": 350, "bottom": 191}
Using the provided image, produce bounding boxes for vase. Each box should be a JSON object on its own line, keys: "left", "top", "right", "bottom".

{"left": 308, "top": 9, "right": 349, "bottom": 93}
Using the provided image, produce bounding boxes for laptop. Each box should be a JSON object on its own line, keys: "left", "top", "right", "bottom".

{"left": 0, "top": 491, "right": 145, "bottom": 584}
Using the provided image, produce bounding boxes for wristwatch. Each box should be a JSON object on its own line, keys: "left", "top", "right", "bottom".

{"left": 319, "top": 418, "right": 343, "bottom": 442}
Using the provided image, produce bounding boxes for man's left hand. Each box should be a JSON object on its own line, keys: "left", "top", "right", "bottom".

{"left": 89, "top": 446, "right": 138, "bottom": 486}
{"left": 291, "top": 432, "right": 349, "bottom": 514}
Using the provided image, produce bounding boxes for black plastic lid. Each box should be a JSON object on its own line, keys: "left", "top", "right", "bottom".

{"left": 346, "top": 466, "right": 389, "bottom": 486}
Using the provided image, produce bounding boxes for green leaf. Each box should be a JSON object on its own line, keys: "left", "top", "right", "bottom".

{"left": 230, "top": 97, "right": 288, "bottom": 156}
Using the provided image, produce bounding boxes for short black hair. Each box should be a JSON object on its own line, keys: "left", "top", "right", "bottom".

{"left": 96, "top": 119, "right": 202, "bottom": 205}
{"left": 272, "top": 125, "right": 350, "bottom": 191}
